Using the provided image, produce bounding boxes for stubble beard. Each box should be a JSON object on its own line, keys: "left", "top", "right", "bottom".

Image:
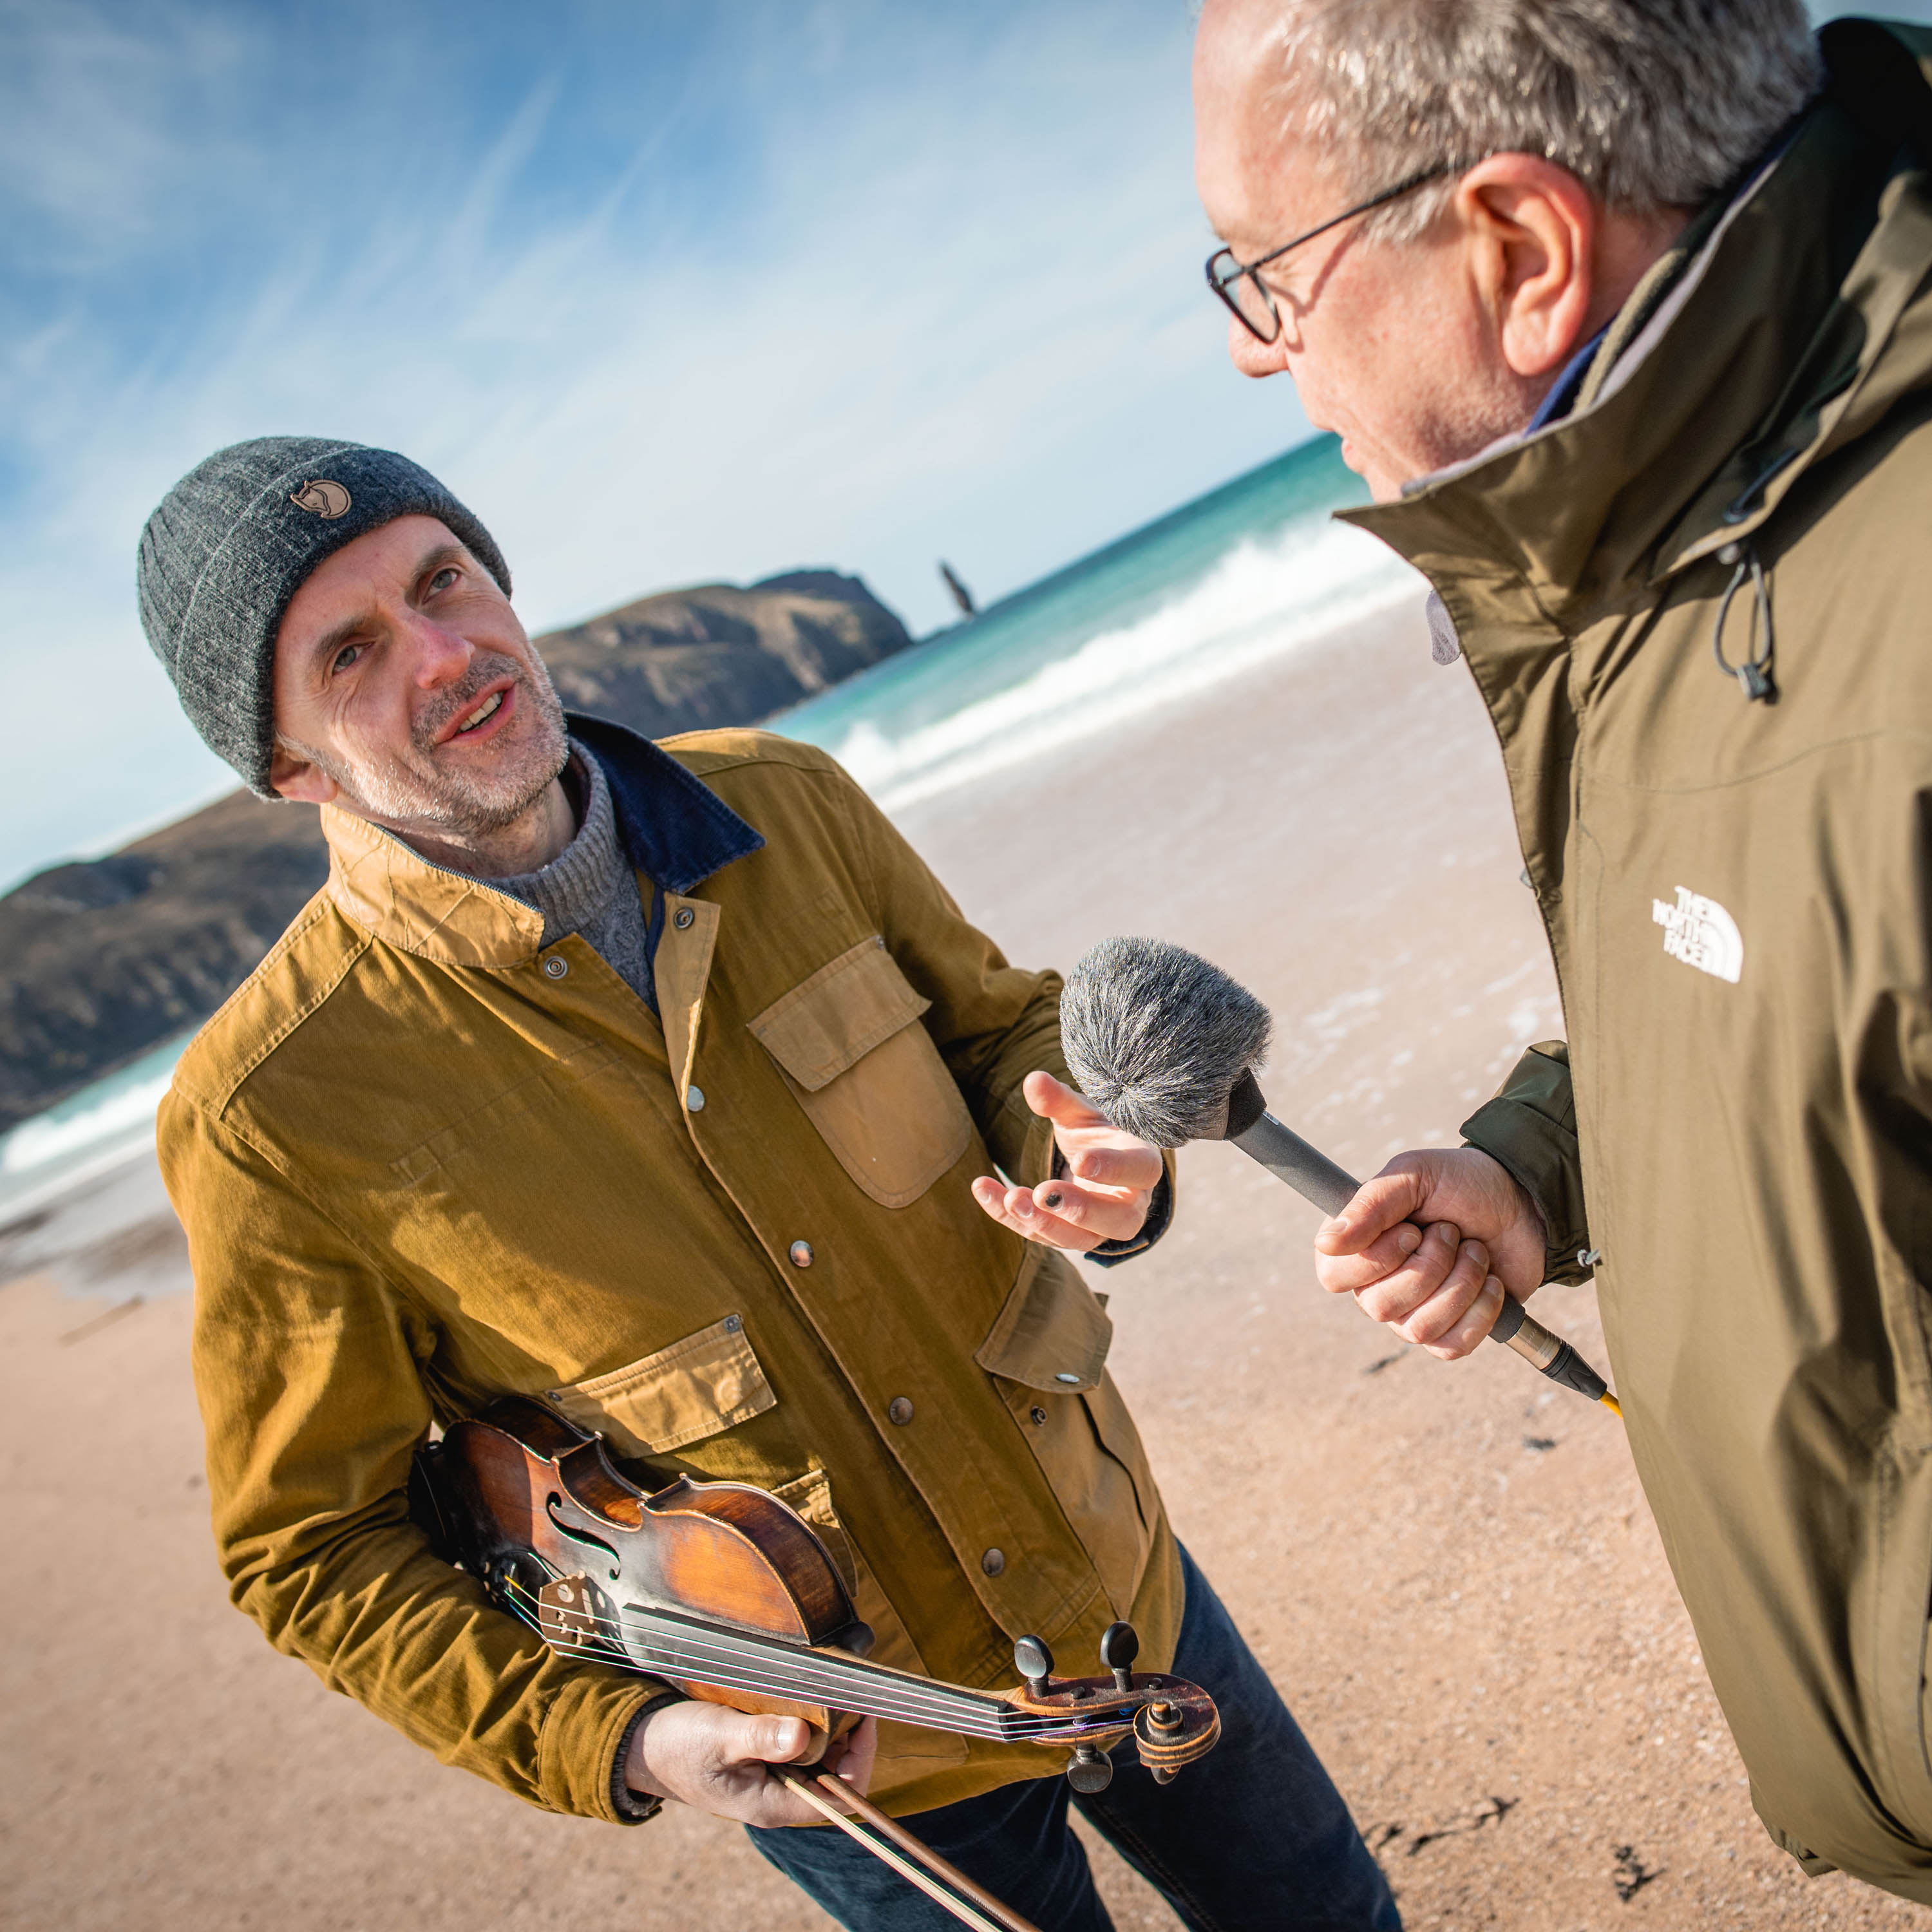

{"left": 1407, "top": 361, "right": 1548, "bottom": 488}
{"left": 288, "top": 650, "right": 571, "bottom": 843}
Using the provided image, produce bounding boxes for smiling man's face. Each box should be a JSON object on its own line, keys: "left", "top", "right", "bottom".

{"left": 269, "top": 514, "right": 570, "bottom": 858}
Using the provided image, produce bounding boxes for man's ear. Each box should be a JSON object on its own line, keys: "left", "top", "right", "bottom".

{"left": 268, "top": 739, "right": 341, "bottom": 807}
{"left": 1456, "top": 155, "right": 1598, "bottom": 381}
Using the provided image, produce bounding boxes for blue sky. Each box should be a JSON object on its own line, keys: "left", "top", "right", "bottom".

{"left": 2, "top": 0, "right": 1312, "bottom": 892}
{"left": 2, "top": 2, "right": 1917, "bottom": 893}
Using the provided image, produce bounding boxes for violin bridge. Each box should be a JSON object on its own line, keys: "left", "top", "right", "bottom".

{"left": 536, "top": 1573, "right": 626, "bottom": 1661}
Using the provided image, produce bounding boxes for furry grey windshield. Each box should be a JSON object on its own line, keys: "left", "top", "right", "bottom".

{"left": 1060, "top": 936, "right": 1272, "bottom": 1147}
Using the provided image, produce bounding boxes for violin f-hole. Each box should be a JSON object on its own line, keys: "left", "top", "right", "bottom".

{"left": 545, "top": 1493, "right": 622, "bottom": 1580}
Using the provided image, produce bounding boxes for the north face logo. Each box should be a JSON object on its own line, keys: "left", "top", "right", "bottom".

{"left": 1652, "top": 886, "right": 1743, "bottom": 983}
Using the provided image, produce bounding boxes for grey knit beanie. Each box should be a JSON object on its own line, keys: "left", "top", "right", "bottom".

{"left": 137, "top": 436, "right": 512, "bottom": 797}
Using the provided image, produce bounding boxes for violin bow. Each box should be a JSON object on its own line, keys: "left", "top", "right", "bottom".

{"left": 775, "top": 1770, "right": 1045, "bottom": 1932}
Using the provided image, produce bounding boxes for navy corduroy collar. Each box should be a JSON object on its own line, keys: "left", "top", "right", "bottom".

{"left": 565, "top": 712, "right": 766, "bottom": 893}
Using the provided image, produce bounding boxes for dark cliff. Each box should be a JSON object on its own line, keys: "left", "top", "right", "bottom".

{"left": 0, "top": 570, "right": 910, "bottom": 1132}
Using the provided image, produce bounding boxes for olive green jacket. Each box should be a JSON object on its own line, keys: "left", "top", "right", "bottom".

{"left": 160, "top": 721, "right": 1179, "bottom": 1824}
{"left": 1348, "top": 19, "right": 1932, "bottom": 1903}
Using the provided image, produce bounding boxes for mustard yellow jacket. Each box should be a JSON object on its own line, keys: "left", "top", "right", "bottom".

{"left": 160, "top": 721, "right": 1180, "bottom": 1824}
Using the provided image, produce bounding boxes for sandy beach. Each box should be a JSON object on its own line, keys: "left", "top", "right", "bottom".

{"left": 5, "top": 596, "right": 1926, "bottom": 1931}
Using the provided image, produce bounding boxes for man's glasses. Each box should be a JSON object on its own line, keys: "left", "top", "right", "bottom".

{"left": 1204, "top": 166, "right": 1457, "bottom": 345}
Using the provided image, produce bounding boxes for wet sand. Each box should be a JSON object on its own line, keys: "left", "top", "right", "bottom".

{"left": 4, "top": 598, "right": 1926, "bottom": 1930}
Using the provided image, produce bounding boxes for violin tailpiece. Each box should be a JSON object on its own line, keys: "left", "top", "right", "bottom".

{"left": 536, "top": 1574, "right": 625, "bottom": 1660}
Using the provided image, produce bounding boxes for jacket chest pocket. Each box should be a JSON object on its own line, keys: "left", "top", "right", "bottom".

{"left": 749, "top": 937, "right": 973, "bottom": 1208}
{"left": 976, "top": 1245, "right": 1159, "bottom": 1615}
{"left": 546, "top": 1314, "right": 776, "bottom": 1457}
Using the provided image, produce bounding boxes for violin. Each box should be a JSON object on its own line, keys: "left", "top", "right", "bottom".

{"left": 410, "top": 1396, "right": 1221, "bottom": 1793}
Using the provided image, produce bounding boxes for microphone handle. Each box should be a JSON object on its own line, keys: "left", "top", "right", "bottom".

{"left": 1227, "top": 1111, "right": 1613, "bottom": 1407}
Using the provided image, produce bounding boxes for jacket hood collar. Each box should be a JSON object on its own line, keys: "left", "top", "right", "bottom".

{"left": 323, "top": 714, "right": 765, "bottom": 966}
{"left": 1343, "top": 24, "right": 1932, "bottom": 622}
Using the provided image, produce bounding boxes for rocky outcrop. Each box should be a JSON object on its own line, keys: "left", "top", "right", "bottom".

{"left": 0, "top": 571, "right": 911, "bottom": 1132}
{"left": 539, "top": 571, "right": 910, "bottom": 733}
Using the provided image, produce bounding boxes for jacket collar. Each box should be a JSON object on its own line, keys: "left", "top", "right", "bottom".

{"left": 1341, "top": 24, "right": 1932, "bottom": 626}
{"left": 323, "top": 713, "right": 765, "bottom": 966}
{"left": 564, "top": 713, "right": 764, "bottom": 893}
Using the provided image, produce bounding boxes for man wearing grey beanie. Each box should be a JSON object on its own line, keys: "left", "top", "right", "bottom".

{"left": 142, "top": 438, "right": 1392, "bottom": 1929}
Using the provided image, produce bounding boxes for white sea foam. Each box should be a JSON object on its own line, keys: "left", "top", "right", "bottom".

{"left": 1, "top": 1065, "right": 175, "bottom": 1178}
{"left": 829, "top": 519, "right": 1421, "bottom": 811}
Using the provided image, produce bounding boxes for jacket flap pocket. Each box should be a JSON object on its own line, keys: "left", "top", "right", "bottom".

{"left": 549, "top": 1314, "right": 775, "bottom": 1457}
{"left": 974, "top": 1245, "right": 1113, "bottom": 1393}
{"left": 749, "top": 938, "right": 931, "bottom": 1092}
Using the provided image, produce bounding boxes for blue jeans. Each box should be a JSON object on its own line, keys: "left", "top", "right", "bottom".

{"left": 749, "top": 1546, "right": 1399, "bottom": 1931}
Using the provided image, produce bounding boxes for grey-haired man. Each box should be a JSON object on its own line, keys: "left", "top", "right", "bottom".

{"left": 1193, "top": 0, "right": 1932, "bottom": 1903}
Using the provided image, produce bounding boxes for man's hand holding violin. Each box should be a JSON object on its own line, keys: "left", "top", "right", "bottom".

{"left": 625, "top": 1705, "right": 878, "bottom": 1824}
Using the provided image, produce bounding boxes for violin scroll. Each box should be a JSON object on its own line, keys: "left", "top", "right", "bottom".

{"left": 1009, "top": 1622, "right": 1221, "bottom": 1791}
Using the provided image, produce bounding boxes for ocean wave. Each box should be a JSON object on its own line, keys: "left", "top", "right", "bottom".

{"left": 828, "top": 518, "right": 1421, "bottom": 811}
{"left": 1, "top": 1065, "right": 176, "bottom": 1178}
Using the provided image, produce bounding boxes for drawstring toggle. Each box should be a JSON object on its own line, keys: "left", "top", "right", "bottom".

{"left": 1712, "top": 540, "right": 1777, "bottom": 704}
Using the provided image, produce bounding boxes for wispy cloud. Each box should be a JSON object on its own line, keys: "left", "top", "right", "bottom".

{"left": 0, "top": 0, "right": 1311, "bottom": 890}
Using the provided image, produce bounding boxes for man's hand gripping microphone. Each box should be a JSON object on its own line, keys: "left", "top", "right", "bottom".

{"left": 1059, "top": 936, "right": 1620, "bottom": 1415}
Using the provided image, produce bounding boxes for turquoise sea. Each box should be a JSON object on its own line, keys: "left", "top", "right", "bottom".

{"left": 0, "top": 433, "right": 1418, "bottom": 1220}
{"left": 772, "top": 435, "right": 1414, "bottom": 808}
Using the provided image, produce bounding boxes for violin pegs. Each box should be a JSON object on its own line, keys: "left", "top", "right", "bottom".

{"left": 1065, "top": 1743, "right": 1114, "bottom": 1794}
{"left": 1099, "top": 1620, "right": 1139, "bottom": 1692}
{"left": 1014, "top": 1633, "right": 1055, "bottom": 1699}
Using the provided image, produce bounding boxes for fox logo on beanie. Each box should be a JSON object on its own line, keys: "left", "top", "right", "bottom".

{"left": 137, "top": 437, "right": 511, "bottom": 797}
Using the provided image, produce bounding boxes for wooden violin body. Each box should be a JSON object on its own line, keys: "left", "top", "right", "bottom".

{"left": 412, "top": 1397, "right": 1219, "bottom": 1786}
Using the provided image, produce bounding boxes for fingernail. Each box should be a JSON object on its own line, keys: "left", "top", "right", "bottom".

{"left": 1043, "top": 1190, "right": 1063, "bottom": 1210}
{"left": 1015, "top": 1197, "right": 1034, "bottom": 1218}
{"left": 1463, "top": 1240, "right": 1488, "bottom": 1268}
{"left": 1397, "top": 1224, "right": 1421, "bottom": 1255}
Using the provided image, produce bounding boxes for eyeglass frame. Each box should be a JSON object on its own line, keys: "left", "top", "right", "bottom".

{"left": 1204, "top": 164, "right": 1461, "bottom": 345}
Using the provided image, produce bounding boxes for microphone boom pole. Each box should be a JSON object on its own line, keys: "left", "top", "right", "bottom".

{"left": 1220, "top": 1065, "right": 1620, "bottom": 1414}
{"left": 1061, "top": 936, "right": 1622, "bottom": 1418}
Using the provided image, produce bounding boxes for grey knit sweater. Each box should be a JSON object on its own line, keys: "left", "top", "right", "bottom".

{"left": 491, "top": 743, "right": 656, "bottom": 1010}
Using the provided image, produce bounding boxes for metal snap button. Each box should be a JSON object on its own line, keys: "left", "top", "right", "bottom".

{"left": 789, "top": 1240, "right": 814, "bottom": 1268}
{"left": 686, "top": 1084, "right": 706, "bottom": 1112}
{"left": 723, "top": 1313, "right": 742, "bottom": 1332}
{"left": 542, "top": 956, "right": 569, "bottom": 980}
{"left": 674, "top": 906, "right": 696, "bottom": 929}
{"left": 981, "top": 1548, "right": 1006, "bottom": 1577}
{"left": 1053, "top": 1372, "right": 1082, "bottom": 1385}
{"left": 1029, "top": 1406, "right": 1047, "bottom": 1426}
{"left": 887, "top": 1396, "right": 914, "bottom": 1426}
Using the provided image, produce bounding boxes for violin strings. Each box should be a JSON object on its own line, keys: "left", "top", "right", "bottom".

{"left": 495, "top": 1580, "right": 1121, "bottom": 1741}
{"left": 491, "top": 1577, "right": 1115, "bottom": 1739}
{"left": 527, "top": 1634, "right": 1104, "bottom": 1745}
{"left": 506, "top": 1611, "right": 1020, "bottom": 1736}
{"left": 508, "top": 1607, "right": 1067, "bottom": 1739}
{"left": 526, "top": 1628, "right": 1012, "bottom": 1734}
{"left": 494, "top": 1578, "right": 1023, "bottom": 1727}
{"left": 524, "top": 1631, "right": 1097, "bottom": 1741}
{"left": 494, "top": 1583, "right": 1015, "bottom": 1730}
